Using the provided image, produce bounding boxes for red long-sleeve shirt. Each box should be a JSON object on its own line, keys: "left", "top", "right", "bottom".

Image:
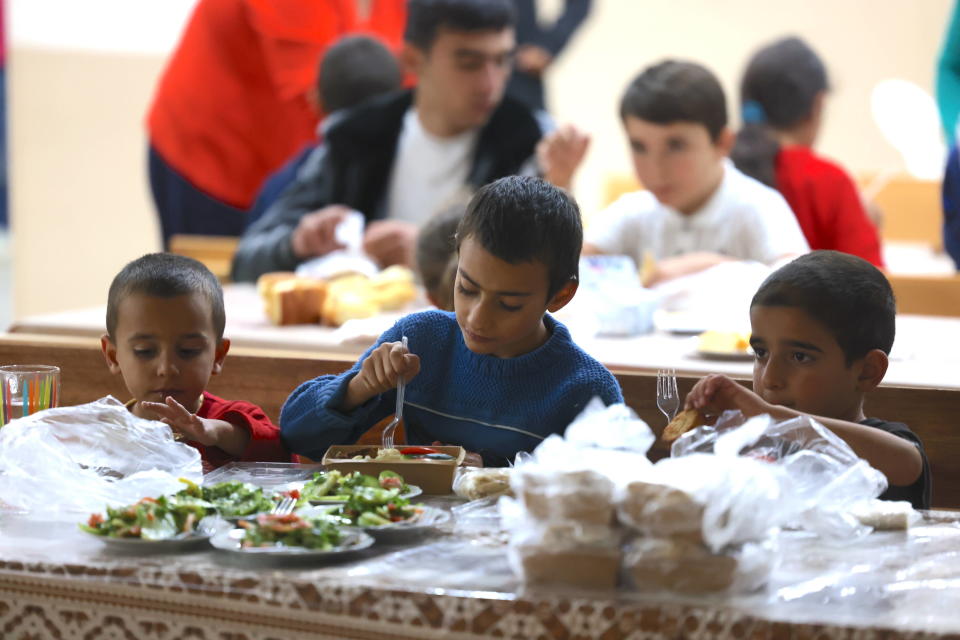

{"left": 147, "top": 0, "right": 406, "bottom": 209}
{"left": 195, "top": 391, "right": 291, "bottom": 469}
{"left": 775, "top": 146, "right": 884, "bottom": 267}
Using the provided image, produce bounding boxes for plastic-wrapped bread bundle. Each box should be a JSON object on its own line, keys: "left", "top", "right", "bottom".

{"left": 502, "top": 400, "right": 656, "bottom": 590}
{"left": 501, "top": 495, "right": 623, "bottom": 590}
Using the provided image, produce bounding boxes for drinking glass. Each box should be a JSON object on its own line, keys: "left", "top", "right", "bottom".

{"left": 0, "top": 364, "right": 60, "bottom": 426}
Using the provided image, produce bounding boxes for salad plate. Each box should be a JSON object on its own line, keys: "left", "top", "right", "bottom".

{"left": 86, "top": 530, "right": 213, "bottom": 551}
{"left": 210, "top": 523, "right": 373, "bottom": 557}
{"left": 358, "top": 505, "right": 450, "bottom": 539}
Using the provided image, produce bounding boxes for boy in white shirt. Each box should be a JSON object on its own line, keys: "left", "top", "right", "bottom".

{"left": 584, "top": 60, "right": 808, "bottom": 285}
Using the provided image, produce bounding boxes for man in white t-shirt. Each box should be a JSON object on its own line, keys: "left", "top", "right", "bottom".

{"left": 233, "top": 0, "right": 578, "bottom": 283}
{"left": 584, "top": 60, "right": 808, "bottom": 285}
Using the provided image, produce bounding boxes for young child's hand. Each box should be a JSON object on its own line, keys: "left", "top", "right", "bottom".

{"left": 141, "top": 396, "right": 219, "bottom": 446}
{"left": 684, "top": 374, "right": 771, "bottom": 418}
{"left": 141, "top": 396, "right": 253, "bottom": 456}
{"left": 342, "top": 340, "right": 420, "bottom": 411}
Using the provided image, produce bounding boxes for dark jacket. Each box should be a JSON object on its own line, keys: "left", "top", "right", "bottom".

{"left": 231, "top": 90, "right": 545, "bottom": 282}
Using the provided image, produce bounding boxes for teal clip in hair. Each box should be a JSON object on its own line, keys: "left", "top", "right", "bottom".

{"left": 742, "top": 100, "right": 767, "bottom": 125}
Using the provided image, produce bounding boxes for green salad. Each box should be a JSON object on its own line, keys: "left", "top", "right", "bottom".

{"left": 334, "top": 486, "right": 421, "bottom": 527}
{"left": 80, "top": 496, "right": 208, "bottom": 540}
{"left": 175, "top": 479, "right": 276, "bottom": 518}
{"left": 238, "top": 513, "right": 344, "bottom": 549}
{"left": 299, "top": 470, "right": 410, "bottom": 503}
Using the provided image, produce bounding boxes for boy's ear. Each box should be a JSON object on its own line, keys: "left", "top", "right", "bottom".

{"left": 100, "top": 334, "right": 122, "bottom": 375}
{"left": 546, "top": 280, "right": 578, "bottom": 313}
{"left": 400, "top": 43, "right": 425, "bottom": 77}
{"left": 715, "top": 126, "right": 735, "bottom": 157}
{"left": 211, "top": 338, "right": 231, "bottom": 377}
{"left": 855, "top": 348, "right": 888, "bottom": 392}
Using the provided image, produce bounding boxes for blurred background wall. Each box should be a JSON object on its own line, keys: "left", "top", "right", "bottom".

{"left": 7, "top": 0, "right": 952, "bottom": 319}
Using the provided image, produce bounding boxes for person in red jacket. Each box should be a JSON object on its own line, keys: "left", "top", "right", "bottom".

{"left": 101, "top": 253, "right": 290, "bottom": 471}
{"left": 730, "top": 37, "right": 884, "bottom": 267}
{"left": 146, "top": 0, "right": 406, "bottom": 247}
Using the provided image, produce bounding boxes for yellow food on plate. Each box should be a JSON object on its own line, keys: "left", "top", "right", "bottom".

{"left": 697, "top": 330, "right": 751, "bottom": 354}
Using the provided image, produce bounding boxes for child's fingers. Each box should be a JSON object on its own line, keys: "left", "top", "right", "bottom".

{"left": 402, "top": 353, "right": 421, "bottom": 379}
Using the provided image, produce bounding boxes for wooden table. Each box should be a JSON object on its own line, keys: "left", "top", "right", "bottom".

{"left": 10, "top": 284, "right": 960, "bottom": 390}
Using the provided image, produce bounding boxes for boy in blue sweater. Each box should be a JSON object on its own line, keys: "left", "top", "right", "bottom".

{"left": 281, "top": 176, "right": 624, "bottom": 466}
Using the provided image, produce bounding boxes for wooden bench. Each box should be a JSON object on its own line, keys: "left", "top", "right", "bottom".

{"left": 2, "top": 334, "right": 957, "bottom": 507}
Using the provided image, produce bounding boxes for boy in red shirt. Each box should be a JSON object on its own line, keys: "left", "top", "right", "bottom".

{"left": 100, "top": 253, "right": 289, "bottom": 469}
{"left": 730, "top": 37, "right": 883, "bottom": 267}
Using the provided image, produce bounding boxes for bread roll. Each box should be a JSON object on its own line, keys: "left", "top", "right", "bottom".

{"left": 662, "top": 408, "right": 706, "bottom": 443}
{"left": 262, "top": 277, "right": 326, "bottom": 325}
{"left": 625, "top": 538, "right": 736, "bottom": 593}
{"left": 515, "top": 545, "right": 621, "bottom": 590}
{"left": 520, "top": 469, "right": 614, "bottom": 525}
{"left": 618, "top": 481, "right": 704, "bottom": 541}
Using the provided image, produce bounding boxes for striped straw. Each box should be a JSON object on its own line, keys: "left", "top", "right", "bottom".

{"left": 22, "top": 380, "right": 28, "bottom": 417}
{"left": 0, "top": 381, "right": 5, "bottom": 425}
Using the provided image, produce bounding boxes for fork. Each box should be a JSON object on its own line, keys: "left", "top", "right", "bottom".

{"left": 656, "top": 368, "right": 679, "bottom": 424}
{"left": 381, "top": 335, "right": 408, "bottom": 451}
{"left": 271, "top": 496, "right": 296, "bottom": 516}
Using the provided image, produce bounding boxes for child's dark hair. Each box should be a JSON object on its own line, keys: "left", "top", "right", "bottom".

{"left": 456, "top": 176, "right": 581, "bottom": 299}
{"left": 405, "top": 0, "right": 515, "bottom": 51}
{"left": 751, "top": 251, "right": 895, "bottom": 363}
{"left": 106, "top": 253, "right": 225, "bottom": 341}
{"left": 417, "top": 197, "right": 469, "bottom": 312}
{"left": 620, "top": 60, "right": 728, "bottom": 141}
{"left": 318, "top": 35, "right": 402, "bottom": 114}
{"left": 730, "top": 37, "right": 828, "bottom": 187}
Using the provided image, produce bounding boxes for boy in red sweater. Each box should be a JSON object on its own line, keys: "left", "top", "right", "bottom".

{"left": 101, "top": 253, "right": 289, "bottom": 469}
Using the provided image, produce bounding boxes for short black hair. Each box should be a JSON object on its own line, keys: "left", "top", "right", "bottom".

{"left": 620, "top": 60, "right": 728, "bottom": 140}
{"left": 751, "top": 251, "right": 895, "bottom": 363}
{"left": 106, "top": 253, "right": 225, "bottom": 340}
{"left": 731, "top": 37, "right": 828, "bottom": 187}
{"left": 456, "top": 176, "right": 582, "bottom": 299}
{"left": 417, "top": 197, "right": 469, "bottom": 311}
{"left": 318, "top": 35, "right": 402, "bottom": 113}
{"left": 405, "top": 0, "right": 515, "bottom": 51}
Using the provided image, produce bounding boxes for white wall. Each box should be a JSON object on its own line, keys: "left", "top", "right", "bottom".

{"left": 8, "top": 0, "right": 953, "bottom": 318}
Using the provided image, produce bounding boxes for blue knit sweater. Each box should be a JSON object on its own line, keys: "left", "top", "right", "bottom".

{"left": 280, "top": 310, "right": 624, "bottom": 466}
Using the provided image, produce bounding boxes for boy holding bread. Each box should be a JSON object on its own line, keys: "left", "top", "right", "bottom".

{"left": 680, "top": 251, "right": 930, "bottom": 508}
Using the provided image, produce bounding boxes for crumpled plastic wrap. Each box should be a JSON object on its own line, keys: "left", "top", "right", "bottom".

{"left": 671, "top": 411, "right": 889, "bottom": 540}
{"left": 0, "top": 396, "right": 202, "bottom": 520}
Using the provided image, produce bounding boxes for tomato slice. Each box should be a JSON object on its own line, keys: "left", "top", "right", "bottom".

{"left": 399, "top": 446, "right": 441, "bottom": 455}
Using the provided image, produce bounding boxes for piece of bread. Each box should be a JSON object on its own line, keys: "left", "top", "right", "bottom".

{"left": 262, "top": 277, "right": 327, "bottom": 326}
{"left": 256, "top": 271, "right": 298, "bottom": 300}
{"left": 625, "top": 538, "right": 737, "bottom": 593}
{"left": 662, "top": 408, "right": 706, "bottom": 443}
{"left": 520, "top": 469, "right": 614, "bottom": 526}
{"left": 321, "top": 276, "right": 379, "bottom": 326}
{"left": 454, "top": 468, "right": 513, "bottom": 500}
{"left": 515, "top": 545, "right": 621, "bottom": 590}
{"left": 618, "top": 481, "right": 704, "bottom": 541}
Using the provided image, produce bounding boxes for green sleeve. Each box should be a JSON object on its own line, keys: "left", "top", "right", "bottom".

{"left": 937, "top": 0, "right": 960, "bottom": 140}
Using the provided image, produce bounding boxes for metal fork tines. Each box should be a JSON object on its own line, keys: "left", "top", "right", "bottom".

{"left": 271, "top": 496, "right": 296, "bottom": 516}
{"left": 382, "top": 335, "right": 408, "bottom": 451}
{"left": 656, "top": 368, "right": 679, "bottom": 424}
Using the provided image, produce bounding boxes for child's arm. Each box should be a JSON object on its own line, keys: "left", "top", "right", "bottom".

{"left": 281, "top": 330, "right": 419, "bottom": 460}
{"left": 142, "top": 397, "right": 251, "bottom": 457}
{"left": 648, "top": 252, "right": 734, "bottom": 285}
{"left": 685, "top": 374, "right": 923, "bottom": 487}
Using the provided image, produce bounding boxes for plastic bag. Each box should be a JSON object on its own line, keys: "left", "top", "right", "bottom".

{"left": 671, "top": 411, "right": 888, "bottom": 541}
{"left": 0, "top": 396, "right": 202, "bottom": 520}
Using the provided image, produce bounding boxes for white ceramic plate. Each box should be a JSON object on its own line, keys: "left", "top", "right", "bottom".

{"left": 359, "top": 505, "right": 450, "bottom": 539}
{"left": 84, "top": 530, "right": 212, "bottom": 551}
{"left": 695, "top": 348, "right": 755, "bottom": 362}
{"left": 210, "top": 527, "right": 374, "bottom": 557}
